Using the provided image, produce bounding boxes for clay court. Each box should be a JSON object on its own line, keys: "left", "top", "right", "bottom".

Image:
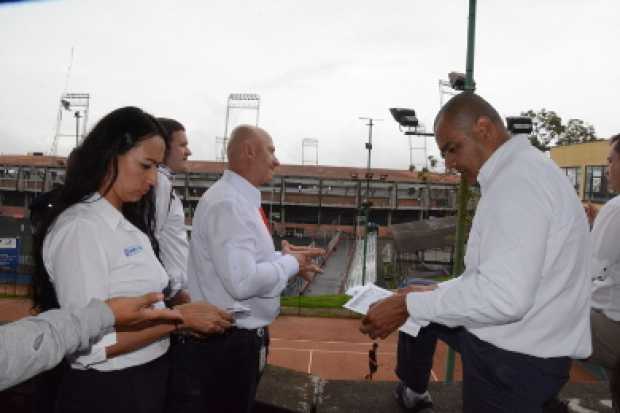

{"left": 268, "top": 315, "right": 603, "bottom": 383}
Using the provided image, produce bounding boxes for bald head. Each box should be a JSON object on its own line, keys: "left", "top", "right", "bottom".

{"left": 227, "top": 125, "right": 279, "bottom": 186}
{"left": 434, "top": 92, "right": 505, "bottom": 135}
{"left": 433, "top": 93, "right": 509, "bottom": 185}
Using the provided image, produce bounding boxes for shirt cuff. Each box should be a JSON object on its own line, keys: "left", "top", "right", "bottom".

{"left": 74, "top": 331, "right": 117, "bottom": 368}
{"left": 405, "top": 290, "right": 439, "bottom": 324}
{"left": 277, "top": 254, "right": 300, "bottom": 280}
{"left": 75, "top": 299, "right": 115, "bottom": 346}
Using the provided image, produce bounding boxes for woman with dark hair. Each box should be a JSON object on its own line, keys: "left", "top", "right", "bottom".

{"left": 32, "top": 106, "right": 232, "bottom": 413}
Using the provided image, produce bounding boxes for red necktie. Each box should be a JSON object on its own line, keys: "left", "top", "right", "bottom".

{"left": 259, "top": 207, "right": 271, "bottom": 233}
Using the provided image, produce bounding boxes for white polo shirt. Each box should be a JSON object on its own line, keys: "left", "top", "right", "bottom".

{"left": 407, "top": 135, "right": 592, "bottom": 359}
{"left": 155, "top": 166, "right": 189, "bottom": 297}
{"left": 590, "top": 195, "right": 620, "bottom": 321}
{"left": 43, "top": 194, "right": 170, "bottom": 371}
{"left": 187, "top": 170, "right": 299, "bottom": 330}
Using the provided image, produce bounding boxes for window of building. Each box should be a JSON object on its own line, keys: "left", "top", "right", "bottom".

{"left": 561, "top": 167, "right": 581, "bottom": 194}
{"left": 585, "top": 165, "right": 613, "bottom": 203}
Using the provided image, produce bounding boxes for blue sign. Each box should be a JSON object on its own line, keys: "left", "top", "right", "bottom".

{"left": 0, "top": 238, "right": 20, "bottom": 271}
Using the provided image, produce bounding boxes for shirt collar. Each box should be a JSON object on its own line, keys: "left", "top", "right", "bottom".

{"left": 477, "top": 134, "right": 530, "bottom": 192}
{"left": 223, "top": 170, "right": 261, "bottom": 208}
{"left": 84, "top": 193, "right": 130, "bottom": 231}
{"left": 158, "top": 164, "right": 172, "bottom": 179}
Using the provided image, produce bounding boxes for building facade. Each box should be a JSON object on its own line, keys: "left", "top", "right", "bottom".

{"left": 0, "top": 155, "right": 460, "bottom": 237}
{"left": 550, "top": 139, "right": 614, "bottom": 204}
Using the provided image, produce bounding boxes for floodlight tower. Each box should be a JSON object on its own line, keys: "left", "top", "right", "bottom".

{"left": 216, "top": 93, "right": 261, "bottom": 162}
{"left": 301, "top": 138, "right": 319, "bottom": 165}
{"left": 438, "top": 72, "right": 466, "bottom": 108}
{"left": 389, "top": 108, "right": 434, "bottom": 172}
{"left": 50, "top": 93, "right": 90, "bottom": 155}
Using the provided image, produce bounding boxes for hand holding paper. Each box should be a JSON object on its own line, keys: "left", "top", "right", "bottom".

{"left": 344, "top": 284, "right": 428, "bottom": 339}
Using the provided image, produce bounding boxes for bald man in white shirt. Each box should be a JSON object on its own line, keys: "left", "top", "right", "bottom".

{"left": 360, "top": 93, "right": 591, "bottom": 413}
{"left": 166, "top": 125, "right": 324, "bottom": 413}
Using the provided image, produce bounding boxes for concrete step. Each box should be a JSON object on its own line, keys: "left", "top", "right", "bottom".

{"left": 257, "top": 366, "right": 614, "bottom": 413}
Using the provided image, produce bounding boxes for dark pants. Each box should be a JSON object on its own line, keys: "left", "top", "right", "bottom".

{"left": 166, "top": 327, "right": 269, "bottom": 413}
{"left": 396, "top": 324, "right": 571, "bottom": 413}
{"left": 54, "top": 352, "right": 170, "bottom": 413}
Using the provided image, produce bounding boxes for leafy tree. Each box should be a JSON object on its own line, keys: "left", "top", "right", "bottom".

{"left": 521, "top": 109, "right": 597, "bottom": 151}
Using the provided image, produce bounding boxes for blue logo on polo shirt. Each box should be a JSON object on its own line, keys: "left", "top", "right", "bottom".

{"left": 124, "top": 245, "right": 144, "bottom": 257}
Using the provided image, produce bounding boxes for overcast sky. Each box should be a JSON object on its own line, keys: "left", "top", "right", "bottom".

{"left": 1, "top": 0, "right": 618, "bottom": 170}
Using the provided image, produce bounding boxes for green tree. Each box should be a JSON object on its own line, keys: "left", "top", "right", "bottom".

{"left": 521, "top": 109, "right": 597, "bottom": 151}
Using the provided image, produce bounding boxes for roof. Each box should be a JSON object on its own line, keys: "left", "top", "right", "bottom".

{"left": 0, "top": 155, "right": 67, "bottom": 168}
{"left": 188, "top": 161, "right": 459, "bottom": 184}
{"left": 0, "top": 155, "right": 459, "bottom": 185}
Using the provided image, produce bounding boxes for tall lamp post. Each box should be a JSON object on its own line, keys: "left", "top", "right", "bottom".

{"left": 359, "top": 117, "right": 382, "bottom": 285}
{"left": 442, "top": 0, "right": 478, "bottom": 384}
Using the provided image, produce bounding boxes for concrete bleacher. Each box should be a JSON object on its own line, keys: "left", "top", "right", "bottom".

{"left": 345, "top": 233, "right": 377, "bottom": 291}
{"left": 305, "top": 238, "right": 353, "bottom": 296}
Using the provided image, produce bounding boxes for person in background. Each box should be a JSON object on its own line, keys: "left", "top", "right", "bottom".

{"left": 31, "top": 106, "right": 232, "bottom": 413}
{"left": 584, "top": 133, "right": 620, "bottom": 412}
{"left": 155, "top": 117, "right": 192, "bottom": 305}
{"left": 365, "top": 342, "right": 379, "bottom": 381}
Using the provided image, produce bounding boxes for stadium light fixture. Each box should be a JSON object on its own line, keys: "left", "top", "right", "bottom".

{"left": 506, "top": 116, "right": 533, "bottom": 135}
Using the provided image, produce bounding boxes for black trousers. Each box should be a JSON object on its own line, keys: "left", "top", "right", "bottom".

{"left": 166, "top": 327, "right": 269, "bottom": 413}
{"left": 54, "top": 352, "right": 170, "bottom": 413}
{"left": 396, "top": 324, "right": 571, "bottom": 413}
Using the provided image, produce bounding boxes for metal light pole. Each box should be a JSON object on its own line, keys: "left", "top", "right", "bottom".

{"left": 359, "top": 117, "right": 382, "bottom": 285}
{"left": 74, "top": 111, "right": 82, "bottom": 147}
{"left": 445, "top": 0, "right": 477, "bottom": 384}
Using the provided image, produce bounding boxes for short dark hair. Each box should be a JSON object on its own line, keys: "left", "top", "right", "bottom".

{"left": 610, "top": 134, "right": 620, "bottom": 154}
{"left": 157, "top": 117, "right": 185, "bottom": 152}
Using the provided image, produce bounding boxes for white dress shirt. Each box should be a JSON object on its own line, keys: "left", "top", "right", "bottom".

{"left": 43, "top": 194, "right": 170, "bottom": 370}
{"left": 407, "top": 135, "right": 592, "bottom": 358}
{"left": 590, "top": 195, "right": 620, "bottom": 321}
{"left": 155, "top": 166, "right": 189, "bottom": 297}
{"left": 187, "top": 170, "right": 299, "bottom": 329}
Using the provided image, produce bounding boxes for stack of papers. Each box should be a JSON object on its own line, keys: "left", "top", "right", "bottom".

{"left": 343, "top": 283, "right": 427, "bottom": 337}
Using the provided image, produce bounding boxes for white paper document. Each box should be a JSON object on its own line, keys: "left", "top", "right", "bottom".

{"left": 343, "top": 283, "right": 428, "bottom": 337}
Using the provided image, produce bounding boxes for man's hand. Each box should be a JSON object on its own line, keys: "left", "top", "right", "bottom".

{"left": 281, "top": 240, "right": 325, "bottom": 257}
{"left": 359, "top": 294, "right": 408, "bottom": 340}
{"left": 398, "top": 284, "right": 437, "bottom": 294}
{"left": 290, "top": 252, "right": 323, "bottom": 282}
{"left": 175, "top": 301, "right": 234, "bottom": 335}
{"left": 282, "top": 240, "right": 325, "bottom": 282}
{"left": 167, "top": 289, "right": 192, "bottom": 307}
{"left": 106, "top": 293, "right": 183, "bottom": 327}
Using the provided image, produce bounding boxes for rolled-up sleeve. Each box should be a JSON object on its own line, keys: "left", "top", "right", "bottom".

{"left": 0, "top": 299, "right": 114, "bottom": 391}
{"left": 407, "top": 180, "right": 549, "bottom": 329}
{"left": 205, "top": 200, "right": 299, "bottom": 300}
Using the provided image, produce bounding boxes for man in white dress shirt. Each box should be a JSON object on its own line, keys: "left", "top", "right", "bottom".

{"left": 360, "top": 93, "right": 592, "bottom": 412}
{"left": 166, "top": 125, "right": 324, "bottom": 413}
{"left": 155, "top": 117, "right": 192, "bottom": 305}
{"left": 587, "top": 133, "right": 620, "bottom": 412}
